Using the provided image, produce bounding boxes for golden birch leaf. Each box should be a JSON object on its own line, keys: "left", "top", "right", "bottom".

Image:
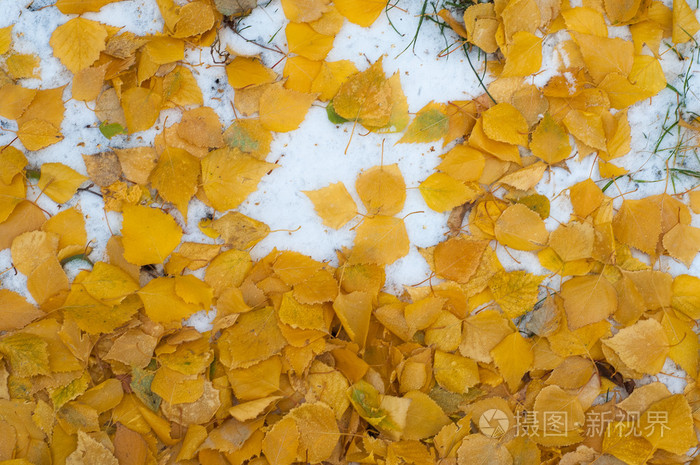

{"left": 530, "top": 385, "right": 585, "bottom": 447}
{"left": 602, "top": 319, "right": 669, "bottom": 375}
{"left": 356, "top": 164, "right": 406, "bottom": 216}
{"left": 66, "top": 430, "right": 119, "bottom": 465}
{"left": 612, "top": 198, "right": 662, "bottom": 255}
{"left": 640, "top": 394, "right": 695, "bottom": 454}
{"left": 211, "top": 211, "right": 270, "bottom": 249}
{"left": 0, "top": 332, "right": 50, "bottom": 377}
{"left": 56, "top": 0, "right": 124, "bottom": 14}
{"left": 604, "top": 0, "right": 642, "bottom": 24}
{"left": 332, "top": 58, "right": 393, "bottom": 128}
{"left": 571, "top": 32, "right": 634, "bottom": 83}
{"left": 311, "top": 60, "right": 358, "bottom": 101}
{"left": 137, "top": 277, "right": 199, "bottom": 323}
{"left": 303, "top": 182, "right": 357, "bottom": 229}
{"left": 0, "top": 289, "right": 44, "bottom": 331}
{"left": 433, "top": 236, "right": 488, "bottom": 283}
{"left": 50, "top": 18, "right": 108, "bottom": 73}
{"left": 27, "top": 256, "right": 70, "bottom": 305}
{"left": 494, "top": 203, "right": 548, "bottom": 251}
{"left": 0, "top": 25, "right": 12, "bottom": 54}
{"left": 263, "top": 416, "right": 300, "bottom": 465}
{"left": 259, "top": 85, "right": 316, "bottom": 132}
{"left": 672, "top": 0, "right": 700, "bottom": 43}
{"left": 489, "top": 270, "right": 544, "bottom": 319}
{"left": 663, "top": 224, "right": 700, "bottom": 266}
{"left": 563, "top": 110, "right": 606, "bottom": 151}
{"left": 530, "top": 113, "right": 571, "bottom": 163}
{"left": 81, "top": 261, "right": 139, "bottom": 305}
{"left": 457, "top": 435, "right": 513, "bottom": 465}
{"left": 334, "top": 0, "right": 385, "bottom": 26}
{"left": 490, "top": 331, "right": 533, "bottom": 392}
{"left": 149, "top": 147, "right": 200, "bottom": 219}
{"left": 72, "top": 64, "right": 107, "bottom": 102}
{"left": 672, "top": 274, "right": 700, "bottom": 319}
{"left": 11, "top": 231, "right": 59, "bottom": 276}
{"left": 561, "top": 275, "right": 617, "bottom": 330}
{"left": 120, "top": 87, "right": 162, "bottom": 133}
{"left": 437, "top": 144, "right": 486, "bottom": 182}
{"left": 563, "top": 7, "right": 608, "bottom": 36}
{"left": 177, "top": 107, "right": 224, "bottom": 149}
{"left": 0, "top": 85, "right": 36, "bottom": 120}
{"left": 226, "top": 56, "right": 277, "bottom": 89}
{"left": 201, "top": 149, "right": 277, "bottom": 211}
{"left": 398, "top": 102, "right": 449, "bottom": 144}
{"left": 661, "top": 312, "right": 698, "bottom": 378}
{"left": 288, "top": 402, "right": 340, "bottom": 463}
{"left": 502, "top": 31, "right": 542, "bottom": 77}
{"left": 63, "top": 285, "right": 138, "bottom": 334}
{"left": 350, "top": 215, "right": 410, "bottom": 265}
{"left": 402, "top": 390, "right": 451, "bottom": 441}
{"left": 217, "top": 307, "right": 286, "bottom": 369}
{"left": 419, "top": 173, "right": 480, "bottom": 213}
{"left": 38, "top": 163, "right": 87, "bottom": 204}
{"left": 0, "top": 174, "right": 26, "bottom": 223}
{"left": 464, "top": 3, "right": 499, "bottom": 53}
{"left": 286, "top": 22, "right": 334, "bottom": 60}
{"left": 6, "top": 54, "right": 39, "bottom": 79}
{"left": 18, "top": 119, "right": 63, "bottom": 151}
{"left": 333, "top": 291, "right": 372, "bottom": 348}
{"left": 121, "top": 205, "right": 183, "bottom": 266}
{"left": 482, "top": 103, "right": 528, "bottom": 146}
{"left": 173, "top": 1, "right": 216, "bottom": 38}
{"left": 281, "top": 0, "right": 330, "bottom": 22}
{"left": 433, "top": 351, "right": 479, "bottom": 394}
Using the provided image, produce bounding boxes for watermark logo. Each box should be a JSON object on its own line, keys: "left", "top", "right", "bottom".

{"left": 479, "top": 409, "right": 509, "bottom": 438}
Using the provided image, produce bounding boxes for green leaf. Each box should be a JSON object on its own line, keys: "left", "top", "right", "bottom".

{"left": 326, "top": 102, "right": 349, "bottom": 124}
{"left": 99, "top": 122, "right": 127, "bottom": 139}
{"left": 131, "top": 366, "right": 162, "bottom": 412}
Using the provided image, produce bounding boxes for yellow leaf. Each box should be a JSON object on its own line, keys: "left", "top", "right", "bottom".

{"left": 437, "top": 144, "right": 485, "bottom": 182}
{"left": 283, "top": 56, "right": 322, "bottom": 93}
{"left": 18, "top": 119, "right": 63, "bottom": 151}
{"left": 562, "top": 7, "right": 608, "bottom": 36}
{"left": 201, "top": 148, "right": 277, "bottom": 211}
{"left": 49, "top": 18, "right": 108, "bottom": 73}
{"left": 228, "top": 356, "right": 282, "bottom": 400}
{"left": 279, "top": 292, "right": 326, "bottom": 331}
{"left": 0, "top": 84, "right": 36, "bottom": 120}
{"left": 350, "top": 215, "right": 410, "bottom": 265}
{"left": 402, "top": 390, "right": 451, "bottom": 440}
{"left": 121, "top": 205, "right": 183, "bottom": 266}
{"left": 640, "top": 394, "right": 695, "bottom": 454}
{"left": 204, "top": 249, "right": 252, "bottom": 295}
{"left": 0, "top": 25, "right": 12, "bottom": 54}
{"left": 120, "top": 87, "right": 162, "bottom": 133}
{"left": 571, "top": 32, "right": 634, "bottom": 83}
{"left": 530, "top": 113, "right": 571, "bottom": 163}
{"left": 177, "top": 106, "right": 224, "bottom": 149}
{"left": 482, "top": 103, "right": 528, "bottom": 146}
{"left": 281, "top": 0, "right": 330, "bottom": 22}
{"left": 6, "top": 54, "right": 39, "bottom": 80}
{"left": 662, "top": 312, "right": 698, "bottom": 377}
{"left": 398, "top": 102, "right": 449, "bottom": 144}
{"left": 490, "top": 331, "right": 533, "bottom": 391}
{"left": 612, "top": 198, "right": 662, "bottom": 255}
{"left": 333, "top": 291, "right": 372, "bottom": 348}
{"left": 149, "top": 147, "right": 200, "bottom": 218}
{"left": 303, "top": 182, "right": 357, "bottom": 229}
{"left": 259, "top": 85, "right": 316, "bottom": 132}
{"left": 501, "top": 31, "right": 542, "bottom": 77}
{"left": 494, "top": 203, "right": 548, "bottom": 251}
{"left": 223, "top": 118, "right": 272, "bottom": 159}
{"left": 211, "top": 211, "right": 270, "bottom": 249}
{"left": 663, "top": 223, "right": 700, "bottom": 266}
{"left": 38, "top": 163, "right": 87, "bottom": 204}
{"left": 67, "top": 430, "right": 119, "bottom": 465}
{"left": 629, "top": 54, "right": 666, "bottom": 97}
{"left": 0, "top": 289, "right": 44, "bottom": 331}
{"left": 489, "top": 270, "right": 543, "bottom": 319}
{"left": 530, "top": 385, "right": 585, "bottom": 446}
{"left": 356, "top": 164, "right": 405, "bottom": 216}
{"left": 603, "top": 0, "right": 642, "bottom": 24}
{"left": 56, "top": 0, "right": 124, "bottom": 14}
{"left": 468, "top": 118, "right": 521, "bottom": 164}
{"left": 81, "top": 261, "right": 139, "bottom": 305}
{"left": 0, "top": 332, "right": 50, "bottom": 377}
{"left": 311, "top": 60, "right": 358, "bottom": 101}
{"left": 672, "top": 0, "right": 700, "bottom": 43}
{"left": 603, "top": 319, "right": 669, "bottom": 375}
{"left": 262, "top": 416, "right": 299, "bottom": 465}
{"left": 151, "top": 366, "right": 204, "bottom": 404}
{"left": 464, "top": 3, "right": 499, "bottom": 53}
{"left": 72, "top": 64, "right": 108, "bottom": 102}
{"left": 672, "top": 274, "right": 700, "bottom": 319}
{"left": 63, "top": 285, "right": 139, "bottom": 334}
{"left": 162, "top": 66, "right": 204, "bottom": 107}
{"left": 433, "top": 351, "right": 479, "bottom": 394}
{"left": 286, "top": 22, "right": 334, "bottom": 60}
{"left": 288, "top": 402, "right": 340, "bottom": 462}
{"left": 137, "top": 277, "right": 199, "bottom": 323}
{"left": 226, "top": 56, "right": 277, "bottom": 89}
{"left": 457, "top": 435, "right": 513, "bottom": 465}
{"left": 27, "top": 256, "right": 70, "bottom": 305}
{"left": 0, "top": 174, "right": 26, "bottom": 223}
{"left": 333, "top": 58, "right": 393, "bottom": 129}
{"left": 419, "top": 173, "right": 480, "bottom": 213}
{"left": 218, "top": 307, "right": 286, "bottom": 369}
{"left": 563, "top": 110, "right": 606, "bottom": 151}
{"left": 334, "top": 0, "right": 385, "bottom": 26}
{"left": 561, "top": 275, "right": 617, "bottom": 330}
{"left": 173, "top": 1, "right": 216, "bottom": 38}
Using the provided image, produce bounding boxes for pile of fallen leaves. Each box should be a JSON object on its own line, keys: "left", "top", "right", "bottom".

{"left": 2, "top": 0, "right": 700, "bottom": 464}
